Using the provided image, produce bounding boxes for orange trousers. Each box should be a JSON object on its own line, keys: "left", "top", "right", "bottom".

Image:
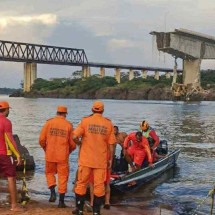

{"left": 45, "top": 161, "right": 69, "bottom": 194}
{"left": 74, "top": 166, "right": 106, "bottom": 197}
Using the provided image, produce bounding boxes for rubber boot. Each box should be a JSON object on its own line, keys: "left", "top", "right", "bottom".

{"left": 49, "top": 185, "right": 56, "bottom": 202}
{"left": 58, "top": 193, "right": 67, "bottom": 208}
{"left": 93, "top": 195, "right": 104, "bottom": 215}
{"left": 73, "top": 194, "right": 85, "bottom": 215}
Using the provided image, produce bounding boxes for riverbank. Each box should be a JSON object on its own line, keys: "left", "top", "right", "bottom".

{"left": 11, "top": 86, "right": 215, "bottom": 101}
{"left": 7, "top": 70, "right": 215, "bottom": 101}
{"left": 0, "top": 191, "right": 173, "bottom": 215}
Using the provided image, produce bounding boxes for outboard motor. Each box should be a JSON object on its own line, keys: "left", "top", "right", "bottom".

{"left": 156, "top": 140, "right": 168, "bottom": 155}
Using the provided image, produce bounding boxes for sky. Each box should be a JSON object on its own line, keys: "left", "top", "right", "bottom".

{"left": 0, "top": 0, "right": 215, "bottom": 88}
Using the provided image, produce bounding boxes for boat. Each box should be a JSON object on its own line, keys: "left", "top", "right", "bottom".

{"left": 110, "top": 148, "right": 180, "bottom": 193}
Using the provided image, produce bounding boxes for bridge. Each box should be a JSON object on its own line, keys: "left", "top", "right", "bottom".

{"left": 0, "top": 40, "right": 182, "bottom": 92}
{"left": 151, "top": 29, "right": 215, "bottom": 89}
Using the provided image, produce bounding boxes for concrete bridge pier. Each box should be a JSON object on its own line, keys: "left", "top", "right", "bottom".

{"left": 142, "top": 70, "right": 147, "bottom": 79}
{"left": 172, "top": 66, "right": 178, "bottom": 87}
{"left": 24, "top": 63, "right": 37, "bottom": 92}
{"left": 82, "top": 66, "right": 91, "bottom": 78}
{"left": 129, "top": 69, "right": 134, "bottom": 80}
{"left": 100, "top": 67, "right": 105, "bottom": 78}
{"left": 154, "top": 71, "right": 159, "bottom": 80}
{"left": 87, "top": 67, "right": 91, "bottom": 77}
{"left": 165, "top": 72, "right": 171, "bottom": 79}
{"left": 115, "top": 68, "right": 121, "bottom": 83}
{"left": 183, "top": 59, "right": 201, "bottom": 87}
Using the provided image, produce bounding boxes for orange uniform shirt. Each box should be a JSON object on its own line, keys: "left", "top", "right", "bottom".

{"left": 124, "top": 132, "right": 153, "bottom": 164}
{"left": 39, "top": 116, "right": 76, "bottom": 162}
{"left": 74, "top": 113, "right": 116, "bottom": 169}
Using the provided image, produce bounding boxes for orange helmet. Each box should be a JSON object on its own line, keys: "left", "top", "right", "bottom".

{"left": 92, "top": 101, "right": 104, "bottom": 112}
{"left": 140, "top": 120, "right": 149, "bottom": 131}
{"left": 0, "top": 101, "right": 10, "bottom": 110}
{"left": 57, "top": 106, "right": 67, "bottom": 113}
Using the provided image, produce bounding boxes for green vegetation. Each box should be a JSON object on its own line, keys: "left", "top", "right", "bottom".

{"left": 31, "top": 74, "right": 172, "bottom": 93}
{"left": 31, "top": 75, "right": 118, "bottom": 95}
{"left": 0, "top": 87, "right": 17, "bottom": 95}
{"left": 119, "top": 75, "right": 172, "bottom": 89}
{"left": 201, "top": 70, "right": 215, "bottom": 88}
{"left": 29, "top": 69, "right": 215, "bottom": 96}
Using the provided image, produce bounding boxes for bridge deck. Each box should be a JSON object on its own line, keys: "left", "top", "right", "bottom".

{"left": 0, "top": 39, "right": 182, "bottom": 72}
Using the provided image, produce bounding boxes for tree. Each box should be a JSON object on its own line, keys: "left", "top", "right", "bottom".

{"left": 134, "top": 71, "right": 141, "bottom": 78}
{"left": 121, "top": 72, "right": 129, "bottom": 82}
{"left": 71, "top": 70, "right": 82, "bottom": 79}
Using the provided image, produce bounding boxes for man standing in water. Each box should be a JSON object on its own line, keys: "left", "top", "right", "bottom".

{"left": 0, "top": 101, "right": 23, "bottom": 212}
{"left": 73, "top": 100, "right": 116, "bottom": 215}
{"left": 39, "top": 105, "right": 76, "bottom": 208}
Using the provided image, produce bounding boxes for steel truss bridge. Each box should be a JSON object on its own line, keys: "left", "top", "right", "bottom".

{"left": 0, "top": 40, "right": 182, "bottom": 73}
{"left": 0, "top": 40, "right": 88, "bottom": 66}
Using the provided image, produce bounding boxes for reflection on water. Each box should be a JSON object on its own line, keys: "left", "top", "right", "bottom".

{"left": 0, "top": 95, "right": 215, "bottom": 214}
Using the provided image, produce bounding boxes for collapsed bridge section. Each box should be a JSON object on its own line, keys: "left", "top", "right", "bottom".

{"left": 151, "top": 29, "right": 215, "bottom": 99}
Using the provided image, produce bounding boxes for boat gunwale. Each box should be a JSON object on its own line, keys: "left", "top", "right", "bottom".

{"left": 111, "top": 148, "right": 181, "bottom": 186}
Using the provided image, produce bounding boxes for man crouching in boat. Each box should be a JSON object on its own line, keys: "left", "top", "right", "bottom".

{"left": 123, "top": 131, "right": 153, "bottom": 172}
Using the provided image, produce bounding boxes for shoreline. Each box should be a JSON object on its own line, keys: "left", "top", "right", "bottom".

{"left": 10, "top": 92, "right": 215, "bottom": 102}
{"left": 0, "top": 188, "right": 173, "bottom": 215}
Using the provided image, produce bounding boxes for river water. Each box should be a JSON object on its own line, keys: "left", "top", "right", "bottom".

{"left": 0, "top": 95, "right": 215, "bottom": 215}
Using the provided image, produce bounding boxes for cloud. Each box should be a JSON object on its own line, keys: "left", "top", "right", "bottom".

{"left": 55, "top": 1, "right": 133, "bottom": 37}
{"left": 0, "top": 14, "right": 57, "bottom": 29}
{"left": 0, "top": 13, "right": 58, "bottom": 44}
{"left": 108, "top": 39, "right": 141, "bottom": 50}
{"left": 0, "top": 0, "right": 214, "bottom": 88}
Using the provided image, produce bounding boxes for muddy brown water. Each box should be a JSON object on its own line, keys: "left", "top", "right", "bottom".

{"left": 1, "top": 96, "right": 215, "bottom": 215}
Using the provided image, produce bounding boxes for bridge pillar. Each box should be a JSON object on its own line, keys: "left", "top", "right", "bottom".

{"left": 183, "top": 59, "right": 201, "bottom": 87}
{"left": 100, "top": 67, "right": 105, "bottom": 78}
{"left": 87, "top": 66, "right": 91, "bottom": 77}
{"left": 115, "top": 68, "right": 121, "bottom": 83}
{"left": 172, "top": 65, "right": 178, "bottom": 87}
{"left": 141, "top": 70, "right": 147, "bottom": 79}
{"left": 82, "top": 66, "right": 87, "bottom": 78}
{"left": 165, "top": 72, "right": 171, "bottom": 79}
{"left": 129, "top": 69, "right": 134, "bottom": 80}
{"left": 154, "top": 71, "right": 159, "bottom": 80}
{"left": 24, "top": 63, "right": 37, "bottom": 92}
{"left": 82, "top": 66, "right": 91, "bottom": 78}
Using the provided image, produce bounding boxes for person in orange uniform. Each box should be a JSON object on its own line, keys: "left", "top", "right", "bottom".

{"left": 39, "top": 106, "right": 76, "bottom": 208}
{"left": 0, "top": 101, "right": 23, "bottom": 212}
{"left": 140, "top": 120, "right": 160, "bottom": 151}
{"left": 73, "top": 101, "right": 116, "bottom": 215}
{"left": 88, "top": 151, "right": 111, "bottom": 210}
{"left": 123, "top": 131, "right": 153, "bottom": 172}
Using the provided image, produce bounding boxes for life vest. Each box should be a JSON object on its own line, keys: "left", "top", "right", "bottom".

{"left": 142, "top": 128, "right": 151, "bottom": 138}
{"left": 142, "top": 127, "right": 154, "bottom": 147}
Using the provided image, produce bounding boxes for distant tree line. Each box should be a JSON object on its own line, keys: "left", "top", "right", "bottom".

{"left": 0, "top": 87, "right": 17, "bottom": 95}
{"left": 30, "top": 71, "right": 172, "bottom": 94}
{"left": 29, "top": 69, "right": 215, "bottom": 95}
